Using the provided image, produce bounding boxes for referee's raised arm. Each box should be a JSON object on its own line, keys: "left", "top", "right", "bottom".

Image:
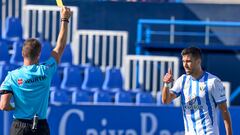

{"left": 51, "top": 7, "right": 72, "bottom": 64}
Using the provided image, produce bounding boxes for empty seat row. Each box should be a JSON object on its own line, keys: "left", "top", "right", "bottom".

{"left": 52, "top": 66, "right": 124, "bottom": 94}
{"left": 0, "top": 39, "right": 73, "bottom": 66}
{"left": 0, "top": 64, "right": 19, "bottom": 83}
{"left": 0, "top": 59, "right": 122, "bottom": 94}
{"left": 0, "top": 16, "right": 73, "bottom": 65}
{"left": 0, "top": 63, "right": 173, "bottom": 106}
{"left": 0, "top": 63, "right": 124, "bottom": 93}
{"left": 50, "top": 90, "right": 172, "bottom": 106}
{"left": 0, "top": 41, "right": 10, "bottom": 65}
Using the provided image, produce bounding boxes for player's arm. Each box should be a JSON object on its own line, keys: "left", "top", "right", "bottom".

{"left": 0, "top": 92, "right": 15, "bottom": 111}
{"left": 51, "top": 7, "right": 72, "bottom": 64}
{"left": 212, "top": 78, "right": 232, "bottom": 135}
{"left": 162, "top": 86, "right": 177, "bottom": 104}
{"left": 161, "top": 68, "right": 176, "bottom": 104}
{"left": 218, "top": 102, "right": 232, "bottom": 135}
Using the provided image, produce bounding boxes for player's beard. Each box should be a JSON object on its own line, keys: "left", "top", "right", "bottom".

{"left": 185, "top": 68, "right": 193, "bottom": 75}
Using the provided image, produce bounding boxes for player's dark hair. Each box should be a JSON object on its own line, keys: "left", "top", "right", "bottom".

{"left": 22, "top": 38, "right": 42, "bottom": 61}
{"left": 181, "top": 46, "right": 202, "bottom": 60}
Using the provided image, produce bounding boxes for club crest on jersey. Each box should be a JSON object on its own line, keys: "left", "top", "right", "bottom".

{"left": 17, "top": 79, "right": 23, "bottom": 85}
{"left": 199, "top": 84, "right": 206, "bottom": 91}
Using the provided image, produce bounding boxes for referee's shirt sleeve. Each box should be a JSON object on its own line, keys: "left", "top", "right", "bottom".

{"left": 44, "top": 57, "right": 57, "bottom": 78}
{"left": 0, "top": 73, "right": 13, "bottom": 94}
{"left": 211, "top": 78, "right": 226, "bottom": 104}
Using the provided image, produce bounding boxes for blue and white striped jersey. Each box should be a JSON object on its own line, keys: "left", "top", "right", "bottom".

{"left": 170, "top": 72, "right": 226, "bottom": 135}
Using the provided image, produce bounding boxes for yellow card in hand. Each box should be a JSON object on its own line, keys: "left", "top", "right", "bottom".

{"left": 56, "top": 0, "right": 64, "bottom": 7}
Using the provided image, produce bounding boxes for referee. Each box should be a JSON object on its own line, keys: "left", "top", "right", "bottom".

{"left": 0, "top": 7, "right": 71, "bottom": 135}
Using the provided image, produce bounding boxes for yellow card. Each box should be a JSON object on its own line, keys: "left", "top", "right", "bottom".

{"left": 56, "top": 0, "right": 64, "bottom": 7}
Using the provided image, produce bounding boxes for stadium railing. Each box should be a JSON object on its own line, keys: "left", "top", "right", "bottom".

{"left": 3, "top": 2, "right": 129, "bottom": 69}
{"left": 123, "top": 55, "right": 180, "bottom": 106}
{"left": 22, "top": 5, "right": 78, "bottom": 45}
{"left": 72, "top": 30, "right": 128, "bottom": 67}
{"left": 1, "top": 0, "right": 26, "bottom": 36}
{"left": 137, "top": 18, "right": 240, "bottom": 53}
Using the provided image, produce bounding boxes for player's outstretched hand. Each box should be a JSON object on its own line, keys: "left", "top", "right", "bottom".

{"left": 163, "top": 68, "right": 174, "bottom": 83}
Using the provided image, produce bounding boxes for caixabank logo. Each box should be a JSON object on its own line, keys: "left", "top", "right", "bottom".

{"left": 47, "top": 108, "right": 185, "bottom": 135}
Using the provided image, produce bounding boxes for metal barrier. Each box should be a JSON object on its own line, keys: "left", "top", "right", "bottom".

{"left": 1, "top": 0, "right": 26, "bottom": 35}
{"left": 2, "top": 3, "right": 128, "bottom": 69}
{"left": 123, "top": 55, "right": 179, "bottom": 96}
{"left": 22, "top": 5, "right": 78, "bottom": 45}
{"left": 137, "top": 18, "right": 240, "bottom": 46}
{"left": 72, "top": 30, "right": 128, "bottom": 69}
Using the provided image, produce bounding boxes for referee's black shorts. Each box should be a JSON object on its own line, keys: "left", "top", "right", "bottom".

{"left": 10, "top": 119, "right": 50, "bottom": 135}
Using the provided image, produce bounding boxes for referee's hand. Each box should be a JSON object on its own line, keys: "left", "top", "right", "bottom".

{"left": 163, "top": 68, "right": 174, "bottom": 83}
{"left": 61, "top": 7, "right": 71, "bottom": 20}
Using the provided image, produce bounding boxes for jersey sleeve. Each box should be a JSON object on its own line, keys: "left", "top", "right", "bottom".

{"left": 0, "top": 72, "right": 13, "bottom": 94}
{"left": 211, "top": 78, "right": 226, "bottom": 104}
{"left": 170, "top": 75, "right": 185, "bottom": 97}
{"left": 43, "top": 57, "right": 57, "bottom": 77}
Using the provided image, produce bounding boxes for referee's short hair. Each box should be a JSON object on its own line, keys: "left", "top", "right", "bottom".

{"left": 22, "top": 38, "right": 42, "bottom": 60}
{"left": 181, "top": 46, "right": 202, "bottom": 60}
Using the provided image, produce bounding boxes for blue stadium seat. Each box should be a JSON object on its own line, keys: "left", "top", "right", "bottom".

{"left": 72, "top": 91, "right": 92, "bottom": 104}
{"left": 3, "top": 17, "right": 23, "bottom": 41}
{"left": 115, "top": 91, "right": 133, "bottom": 104}
{"left": 128, "top": 88, "right": 143, "bottom": 97}
{"left": 60, "top": 44, "right": 73, "bottom": 67}
{"left": 0, "top": 64, "right": 18, "bottom": 83}
{"left": 93, "top": 91, "right": 112, "bottom": 104}
{"left": 156, "top": 91, "right": 163, "bottom": 105}
{"left": 50, "top": 70, "right": 62, "bottom": 91}
{"left": 50, "top": 90, "right": 70, "bottom": 105}
{"left": 102, "top": 67, "right": 123, "bottom": 93}
{"left": 156, "top": 91, "right": 174, "bottom": 106}
{"left": 10, "top": 40, "right": 24, "bottom": 65}
{"left": 40, "top": 41, "right": 52, "bottom": 62}
{"left": 0, "top": 41, "right": 10, "bottom": 64}
{"left": 136, "top": 92, "right": 155, "bottom": 105}
{"left": 81, "top": 66, "right": 104, "bottom": 92}
{"left": 61, "top": 66, "right": 83, "bottom": 91}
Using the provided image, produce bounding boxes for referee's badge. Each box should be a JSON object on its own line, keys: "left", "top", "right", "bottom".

{"left": 17, "top": 79, "right": 23, "bottom": 85}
